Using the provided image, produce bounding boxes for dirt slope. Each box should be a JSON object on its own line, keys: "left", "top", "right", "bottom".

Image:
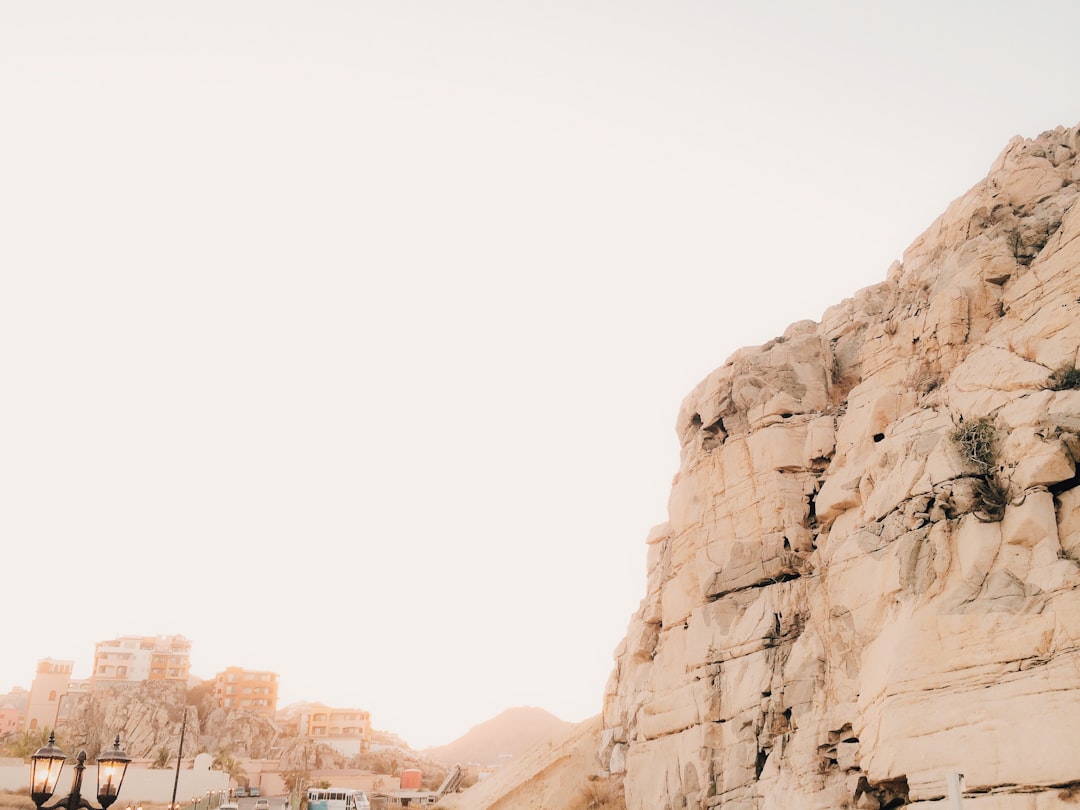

{"left": 437, "top": 715, "right": 606, "bottom": 810}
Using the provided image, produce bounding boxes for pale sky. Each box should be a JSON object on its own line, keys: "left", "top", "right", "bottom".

{"left": 1, "top": 1, "right": 1078, "bottom": 750}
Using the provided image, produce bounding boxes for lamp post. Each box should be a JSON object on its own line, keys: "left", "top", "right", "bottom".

{"left": 30, "top": 733, "right": 132, "bottom": 810}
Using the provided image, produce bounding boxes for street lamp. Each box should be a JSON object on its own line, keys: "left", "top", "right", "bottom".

{"left": 30, "top": 734, "right": 132, "bottom": 810}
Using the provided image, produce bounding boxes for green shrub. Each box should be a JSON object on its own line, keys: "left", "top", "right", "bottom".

{"left": 973, "top": 475, "right": 1009, "bottom": 523}
{"left": 1049, "top": 364, "right": 1080, "bottom": 391}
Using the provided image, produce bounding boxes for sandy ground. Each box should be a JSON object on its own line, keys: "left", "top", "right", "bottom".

{"left": 0, "top": 794, "right": 32, "bottom": 810}
{"left": 436, "top": 715, "right": 606, "bottom": 810}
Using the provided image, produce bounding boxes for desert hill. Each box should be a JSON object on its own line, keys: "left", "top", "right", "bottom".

{"left": 436, "top": 715, "right": 614, "bottom": 810}
{"left": 424, "top": 706, "right": 573, "bottom": 767}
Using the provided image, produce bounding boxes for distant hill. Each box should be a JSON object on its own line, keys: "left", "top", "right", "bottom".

{"left": 424, "top": 707, "right": 574, "bottom": 766}
{"left": 437, "top": 716, "right": 610, "bottom": 810}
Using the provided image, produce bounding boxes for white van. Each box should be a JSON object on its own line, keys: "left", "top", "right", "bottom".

{"left": 307, "top": 788, "right": 370, "bottom": 810}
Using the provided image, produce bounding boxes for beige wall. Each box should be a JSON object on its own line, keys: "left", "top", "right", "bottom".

{"left": 0, "top": 763, "right": 228, "bottom": 804}
{"left": 306, "top": 772, "right": 399, "bottom": 795}
{"left": 0, "top": 761, "right": 398, "bottom": 803}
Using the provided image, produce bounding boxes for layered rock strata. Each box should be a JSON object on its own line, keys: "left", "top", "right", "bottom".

{"left": 601, "top": 124, "right": 1080, "bottom": 809}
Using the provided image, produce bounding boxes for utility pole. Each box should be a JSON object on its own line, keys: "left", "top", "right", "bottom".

{"left": 171, "top": 708, "right": 189, "bottom": 810}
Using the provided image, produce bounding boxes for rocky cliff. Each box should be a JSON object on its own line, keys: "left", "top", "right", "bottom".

{"left": 61, "top": 681, "right": 279, "bottom": 762}
{"left": 601, "top": 124, "right": 1080, "bottom": 809}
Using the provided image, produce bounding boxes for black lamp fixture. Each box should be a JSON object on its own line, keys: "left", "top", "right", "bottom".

{"left": 30, "top": 733, "right": 132, "bottom": 810}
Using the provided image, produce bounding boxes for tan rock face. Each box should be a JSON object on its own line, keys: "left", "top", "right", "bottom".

{"left": 62, "top": 680, "right": 280, "bottom": 761}
{"left": 602, "top": 123, "right": 1080, "bottom": 809}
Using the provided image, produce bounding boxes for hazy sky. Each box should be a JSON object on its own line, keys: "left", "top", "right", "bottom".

{"left": 1, "top": 1, "right": 1078, "bottom": 750}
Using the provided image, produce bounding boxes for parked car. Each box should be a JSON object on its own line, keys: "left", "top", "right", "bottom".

{"left": 234, "top": 789, "right": 247, "bottom": 799}
{"left": 249, "top": 789, "right": 262, "bottom": 799}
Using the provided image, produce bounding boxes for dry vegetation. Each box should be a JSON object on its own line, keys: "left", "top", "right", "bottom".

{"left": 568, "top": 775, "right": 625, "bottom": 810}
{"left": 0, "top": 792, "right": 33, "bottom": 810}
{"left": 1049, "top": 364, "right": 1080, "bottom": 391}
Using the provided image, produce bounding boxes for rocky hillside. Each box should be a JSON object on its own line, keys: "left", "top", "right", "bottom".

{"left": 601, "top": 123, "right": 1080, "bottom": 809}
{"left": 61, "top": 681, "right": 279, "bottom": 762}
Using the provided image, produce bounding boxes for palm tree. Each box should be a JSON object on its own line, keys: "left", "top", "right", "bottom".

{"left": 2, "top": 727, "right": 55, "bottom": 758}
{"left": 213, "top": 747, "right": 247, "bottom": 789}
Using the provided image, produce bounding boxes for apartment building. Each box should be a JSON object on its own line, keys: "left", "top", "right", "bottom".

{"left": 0, "top": 704, "right": 20, "bottom": 735}
{"left": 91, "top": 634, "right": 192, "bottom": 690}
{"left": 299, "top": 703, "right": 372, "bottom": 756}
{"left": 23, "top": 658, "right": 73, "bottom": 731}
{"left": 213, "top": 667, "right": 279, "bottom": 718}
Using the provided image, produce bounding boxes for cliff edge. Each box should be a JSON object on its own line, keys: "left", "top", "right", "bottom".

{"left": 601, "top": 123, "right": 1080, "bottom": 809}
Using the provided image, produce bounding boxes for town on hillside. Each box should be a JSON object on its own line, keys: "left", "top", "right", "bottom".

{"left": 0, "top": 634, "right": 472, "bottom": 808}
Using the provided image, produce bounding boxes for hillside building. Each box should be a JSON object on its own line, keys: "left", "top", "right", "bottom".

{"left": 0, "top": 686, "right": 27, "bottom": 732}
{"left": 296, "top": 703, "right": 372, "bottom": 756}
{"left": 0, "top": 704, "right": 19, "bottom": 736}
{"left": 213, "top": 667, "right": 279, "bottom": 718}
{"left": 91, "top": 634, "right": 192, "bottom": 690}
{"left": 23, "top": 658, "right": 74, "bottom": 731}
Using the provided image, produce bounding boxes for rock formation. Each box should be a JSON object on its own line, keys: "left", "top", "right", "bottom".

{"left": 62, "top": 681, "right": 279, "bottom": 762}
{"left": 601, "top": 124, "right": 1080, "bottom": 808}
{"left": 63, "top": 681, "right": 193, "bottom": 762}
